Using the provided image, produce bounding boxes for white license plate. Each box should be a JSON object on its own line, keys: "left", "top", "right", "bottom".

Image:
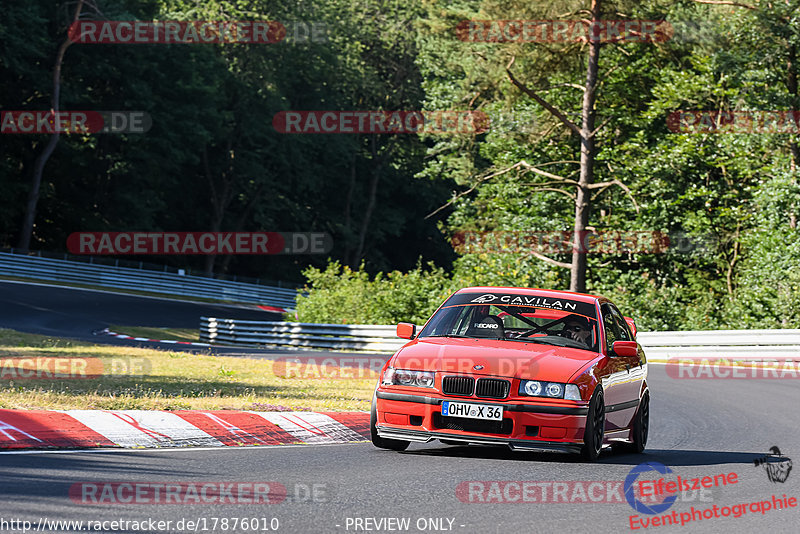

{"left": 441, "top": 401, "right": 503, "bottom": 420}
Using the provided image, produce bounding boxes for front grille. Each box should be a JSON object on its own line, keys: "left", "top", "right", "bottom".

{"left": 475, "top": 378, "right": 510, "bottom": 399}
{"left": 433, "top": 413, "right": 513, "bottom": 435}
{"left": 442, "top": 376, "right": 474, "bottom": 396}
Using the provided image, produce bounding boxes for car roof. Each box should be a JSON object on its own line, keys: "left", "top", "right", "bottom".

{"left": 454, "top": 286, "right": 604, "bottom": 304}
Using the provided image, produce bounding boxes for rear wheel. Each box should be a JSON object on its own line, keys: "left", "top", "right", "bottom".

{"left": 581, "top": 388, "right": 605, "bottom": 462}
{"left": 370, "top": 394, "right": 410, "bottom": 451}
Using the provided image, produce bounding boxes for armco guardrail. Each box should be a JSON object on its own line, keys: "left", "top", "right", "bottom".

{"left": 0, "top": 252, "right": 297, "bottom": 310}
{"left": 199, "top": 318, "right": 800, "bottom": 357}
{"left": 200, "top": 318, "right": 411, "bottom": 352}
{"left": 637, "top": 329, "right": 800, "bottom": 360}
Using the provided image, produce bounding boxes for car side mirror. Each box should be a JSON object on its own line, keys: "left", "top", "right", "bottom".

{"left": 612, "top": 340, "right": 638, "bottom": 357}
{"left": 624, "top": 316, "right": 637, "bottom": 338}
{"left": 396, "top": 322, "right": 416, "bottom": 340}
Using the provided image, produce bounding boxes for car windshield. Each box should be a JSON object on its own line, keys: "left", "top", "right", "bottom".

{"left": 418, "top": 292, "right": 599, "bottom": 352}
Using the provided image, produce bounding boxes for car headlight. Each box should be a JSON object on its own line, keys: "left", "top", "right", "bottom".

{"left": 520, "top": 380, "right": 582, "bottom": 400}
{"left": 546, "top": 382, "right": 563, "bottom": 397}
{"left": 382, "top": 367, "right": 434, "bottom": 388}
{"left": 416, "top": 372, "right": 435, "bottom": 388}
{"left": 520, "top": 380, "right": 542, "bottom": 396}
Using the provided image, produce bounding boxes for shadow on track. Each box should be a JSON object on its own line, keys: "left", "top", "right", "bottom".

{"left": 394, "top": 444, "right": 766, "bottom": 466}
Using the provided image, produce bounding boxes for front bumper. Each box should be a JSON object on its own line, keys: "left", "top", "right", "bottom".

{"left": 375, "top": 390, "right": 589, "bottom": 453}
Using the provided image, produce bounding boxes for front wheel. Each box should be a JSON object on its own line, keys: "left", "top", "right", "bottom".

{"left": 581, "top": 388, "right": 605, "bottom": 462}
{"left": 370, "top": 394, "right": 410, "bottom": 451}
{"left": 629, "top": 391, "right": 649, "bottom": 453}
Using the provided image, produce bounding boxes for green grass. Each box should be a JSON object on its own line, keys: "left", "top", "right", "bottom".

{"left": 0, "top": 329, "right": 373, "bottom": 411}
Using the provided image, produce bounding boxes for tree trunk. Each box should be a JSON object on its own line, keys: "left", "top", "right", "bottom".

{"left": 354, "top": 139, "right": 381, "bottom": 264}
{"left": 353, "top": 138, "right": 395, "bottom": 264}
{"left": 344, "top": 149, "right": 358, "bottom": 266}
{"left": 17, "top": 0, "right": 84, "bottom": 252}
{"left": 202, "top": 216, "right": 224, "bottom": 276}
{"left": 219, "top": 183, "right": 265, "bottom": 274}
{"left": 202, "top": 144, "right": 234, "bottom": 277}
{"left": 569, "top": 0, "right": 601, "bottom": 293}
{"left": 787, "top": 42, "right": 798, "bottom": 229}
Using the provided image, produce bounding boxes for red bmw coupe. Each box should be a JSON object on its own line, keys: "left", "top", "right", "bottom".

{"left": 371, "top": 287, "right": 648, "bottom": 461}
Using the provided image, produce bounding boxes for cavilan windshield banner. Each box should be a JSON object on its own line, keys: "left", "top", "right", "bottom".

{"left": 444, "top": 292, "right": 597, "bottom": 318}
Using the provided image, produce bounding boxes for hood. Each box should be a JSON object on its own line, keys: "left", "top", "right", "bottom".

{"left": 391, "top": 337, "right": 599, "bottom": 383}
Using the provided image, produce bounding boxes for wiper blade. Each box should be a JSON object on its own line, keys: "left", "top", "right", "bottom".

{"left": 524, "top": 338, "right": 564, "bottom": 347}
{"left": 424, "top": 334, "right": 473, "bottom": 338}
{"left": 525, "top": 337, "right": 593, "bottom": 350}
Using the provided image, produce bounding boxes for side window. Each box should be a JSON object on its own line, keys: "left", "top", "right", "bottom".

{"left": 608, "top": 304, "right": 632, "bottom": 341}
{"left": 425, "top": 306, "right": 461, "bottom": 336}
{"left": 600, "top": 303, "right": 624, "bottom": 352}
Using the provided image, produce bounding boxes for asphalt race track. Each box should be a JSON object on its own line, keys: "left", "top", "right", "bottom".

{"left": 0, "top": 365, "right": 797, "bottom": 533}
{"left": 0, "top": 280, "right": 299, "bottom": 356}
{"left": 0, "top": 279, "right": 282, "bottom": 335}
{"left": 0, "top": 281, "right": 798, "bottom": 533}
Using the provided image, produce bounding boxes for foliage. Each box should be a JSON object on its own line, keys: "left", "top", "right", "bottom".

{"left": 295, "top": 260, "right": 456, "bottom": 325}
{"left": 0, "top": 0, "right": 455, "bottom": 281}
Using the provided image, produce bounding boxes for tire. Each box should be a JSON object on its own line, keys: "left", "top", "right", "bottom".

{"left": 581, "top": 388, "right": 605, "bottom": 462}
{"left": 370, "top": 394, "right": 410, "bottom": 451}
{"left": 629, "top": 391, "right": 649, "bottom": 453}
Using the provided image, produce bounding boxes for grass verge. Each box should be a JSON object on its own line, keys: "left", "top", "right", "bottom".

{"left": 0, "top": 329, "right": 373, "bottom": 411}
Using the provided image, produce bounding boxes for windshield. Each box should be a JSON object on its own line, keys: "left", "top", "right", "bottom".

{"left": 418, "top": 292, "right": 599, "bottom": 352}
